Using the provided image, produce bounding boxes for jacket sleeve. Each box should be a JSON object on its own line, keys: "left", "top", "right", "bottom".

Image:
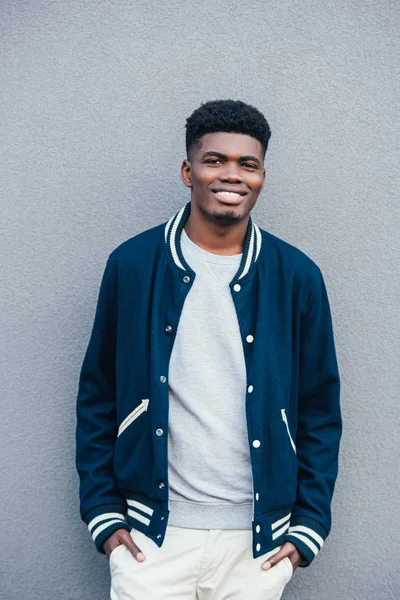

{"left": 284, "top": 267, "right": 342, "bottom": 566}
{"left": 75, "top": 253, "right": 131, "bottom": 553}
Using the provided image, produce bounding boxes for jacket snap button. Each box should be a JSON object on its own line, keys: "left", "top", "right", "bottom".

{"left": 183, "top": 275, "right": 191, "bottom": 283}
{"left": 256, "top": 543, "right": 261, "bottom": 551}
{"left": 156, "top": 428, "right": 164, "bottom": 436}
{"left": 165, "top": 325, "right": 173, "bottom": 333}
{"left": 161, "top": 517, "right": 165, "bottom": 521}
{"left": 246, "top": 334, "right": 254, "bottom": 343}
{"left": 233, "top": 283, "right": 241, "bottom": 292}
{"left": 160, "top": 375, "right": 167, "bottom": 383}
{"left": 255, "top": 492, "right": 259, "bottom": 501}
{"left": 253, "top": 440, "right": 261, "bottom": 448}
{"left": 256, "top": 525, "right": 260, "bottom": 533}
{"left": 248, "top": 385, "right": 253, "bottom": 393}
{"left": 159, "top": 482, "right": 165, "bottom": 489}
{"left": 157, "top": 534, "right": 162, "bottom": 539}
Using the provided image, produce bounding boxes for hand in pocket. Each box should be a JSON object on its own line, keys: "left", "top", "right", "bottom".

{"left": 104, "top": 529, "right": 146, "bottom": 562}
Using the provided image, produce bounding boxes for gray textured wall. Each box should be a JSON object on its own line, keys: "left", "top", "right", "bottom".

{"left": 1, "top": 1, "right": 399, "bottom": 599}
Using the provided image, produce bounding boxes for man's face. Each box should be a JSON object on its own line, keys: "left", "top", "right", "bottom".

{"left": 180, "top": 131, "right": 266, "bottom": 225}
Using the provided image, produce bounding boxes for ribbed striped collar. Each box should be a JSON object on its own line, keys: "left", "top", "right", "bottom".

{"left": 164, "top": 201, "right": 262, "bottom": 282}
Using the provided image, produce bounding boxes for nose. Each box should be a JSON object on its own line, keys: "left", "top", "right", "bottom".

{"left": 220, "top": 161, "right": 243, "bottom": 182}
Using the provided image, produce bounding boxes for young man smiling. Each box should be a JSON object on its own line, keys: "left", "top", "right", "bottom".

{"left": 76, "top": 99, "right": 342, "bottom": 599}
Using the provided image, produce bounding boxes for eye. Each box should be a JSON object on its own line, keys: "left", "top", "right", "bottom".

{"left": 243, "top": 163, "right": 257, "bottom": 169}
{"left": 205, "top": 159, "right": 222, "bottom": 164}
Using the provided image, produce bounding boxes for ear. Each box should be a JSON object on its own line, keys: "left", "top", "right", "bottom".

{"left": 260, "top": 167, "right": 266, "bottom": 192}
{"left": 180, "top": 159, "right": 193, "bottom": 188}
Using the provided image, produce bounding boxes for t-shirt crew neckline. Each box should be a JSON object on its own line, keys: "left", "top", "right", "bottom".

{"left": 181, "top": 227, "right": 243, "bottom": 265}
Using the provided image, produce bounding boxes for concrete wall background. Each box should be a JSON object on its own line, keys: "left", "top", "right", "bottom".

{"left": 1, "top": 1, "right": 399, "bottom": 598}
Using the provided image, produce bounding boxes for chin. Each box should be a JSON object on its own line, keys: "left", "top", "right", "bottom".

{"left": 212, "top": 210, "right": 242, "bottom": 225}
{"left": 195, "top": 198, "right": 245, "bottom": 226}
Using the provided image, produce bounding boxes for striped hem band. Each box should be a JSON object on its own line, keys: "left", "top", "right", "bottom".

{"left": 84, "top": 504, "right": 131, "bottom": 554}
{"left": 284, "top": 518, "right": 327, "bottom": 566}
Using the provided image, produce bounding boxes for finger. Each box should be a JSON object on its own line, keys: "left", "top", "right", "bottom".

{"left": 105, "top": 542, "right": 122, "bottom": 558}
{"left": 103, "top": 529, "right": 128, "bottom": 558}
{"left": 103, "top": 538, "right": 120, "bottom": 558}
{"left": 118, "top": 531, "right": 146, "bottom": 562}
{"left": 291, "top": 548, "right": 305, "bottom": 568}
{"left": 261, "top": 541, "right": 298, "bottom": 571}
{"left": 261, "top": 549, "right": 289, "bottom": 571}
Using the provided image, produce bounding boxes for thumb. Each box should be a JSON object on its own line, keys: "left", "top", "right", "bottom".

{"left": 262, "top": 548, "right": 289, "bottom": 571}
{"left": 119, "top": 531, "right": 146, "bottom": 562}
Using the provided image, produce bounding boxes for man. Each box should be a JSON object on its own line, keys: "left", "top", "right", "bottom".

{"left": 76, "top": 99, "right": 342, "bottom": 600}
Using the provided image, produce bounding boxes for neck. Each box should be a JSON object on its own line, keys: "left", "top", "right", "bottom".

{"left": 184, "top": 201, "right": 249, "bottom": 256}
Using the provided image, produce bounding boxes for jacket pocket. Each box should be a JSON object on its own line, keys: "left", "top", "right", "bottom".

{"left": 281, "top": 409, "right": 296, "bottom": 454}
{"left": 117, "top": 399, "right": 150, "bottom": 437}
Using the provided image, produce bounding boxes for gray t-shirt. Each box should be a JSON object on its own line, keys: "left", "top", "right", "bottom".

{"left": 167, "top": 227, "right": 253, "bottom": 529}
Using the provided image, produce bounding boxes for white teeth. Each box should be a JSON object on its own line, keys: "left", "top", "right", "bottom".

{"left": 214, "top": 191, "right": 242, "bottom": 197}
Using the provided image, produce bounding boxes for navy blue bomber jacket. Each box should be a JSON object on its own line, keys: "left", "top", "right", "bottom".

{"left": 75, "top": 201, "right": 342, "bottom": 567}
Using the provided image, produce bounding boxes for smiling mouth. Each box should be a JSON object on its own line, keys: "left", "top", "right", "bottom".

{"left": 211, "top": 190, "right": 247, "bottom": 203}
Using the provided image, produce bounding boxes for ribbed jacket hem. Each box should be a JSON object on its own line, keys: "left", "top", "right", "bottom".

{"left": 283, "top": 516, "right": 328, "bottom": 567}
{"left": 84, "top": 504, "right": 132, "bottom": 554}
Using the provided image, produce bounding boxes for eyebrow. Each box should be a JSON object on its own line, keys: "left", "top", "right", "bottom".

{"left": 201, "top": 151, "right": 261, "bottom": 166}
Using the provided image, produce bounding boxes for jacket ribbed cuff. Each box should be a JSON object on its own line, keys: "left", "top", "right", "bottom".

{"left": 84, "top": 504, "right": 132, "bottom": 554}
{"left": 283, "top": 516, "right": 328, "bottom": 567}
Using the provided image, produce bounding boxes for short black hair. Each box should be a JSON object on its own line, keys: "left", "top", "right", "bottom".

{"left": 185, "top": 99, "right": 271, "bottom": 161}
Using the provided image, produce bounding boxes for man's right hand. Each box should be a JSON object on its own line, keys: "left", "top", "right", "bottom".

{"left": 103, "top": 528, "right": 146, "bottom": 562}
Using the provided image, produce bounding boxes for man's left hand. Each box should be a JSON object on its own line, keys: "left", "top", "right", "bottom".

{"left": 261, "top": 541, "right": 306, "bottom": 572}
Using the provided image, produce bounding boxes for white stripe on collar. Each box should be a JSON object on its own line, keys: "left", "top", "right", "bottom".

{"left": 254, "top": 223, "right": 262, "bottom": 261}
{"left": 240, "top": 220, "right": 255, "bottom": 278}
{"left": 165, "top": 206, "right": 186, "bottom": 270}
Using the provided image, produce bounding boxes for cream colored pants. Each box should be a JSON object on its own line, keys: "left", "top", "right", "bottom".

{"left": 109, "top": 525, "right": 294, "bottom": 600}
